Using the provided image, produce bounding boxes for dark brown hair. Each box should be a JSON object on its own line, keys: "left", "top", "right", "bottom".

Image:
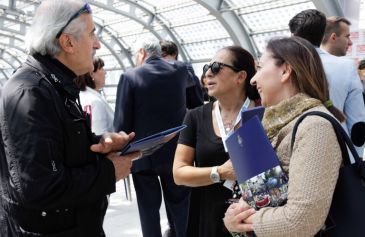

{"left": 222, "top": 46, "right": 260, "bottom": 100}
{"left": 266, "top": 37, "right": 345, "bottom": 122}
{"left": 160, "top": 40, "right": 178, "bottom": 59}
{"left": 74, "top": 57, "right": 105, "bottom": 91}
{"left": 289, "top": 9, "right": 326, "bottom": 47}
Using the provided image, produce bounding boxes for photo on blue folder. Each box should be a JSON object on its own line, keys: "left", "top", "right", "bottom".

{"left": 239, "top": 165, "right": 288, "bottom": 209}
{"left": 226, "top": 115, "right": 288, "bottom": 210}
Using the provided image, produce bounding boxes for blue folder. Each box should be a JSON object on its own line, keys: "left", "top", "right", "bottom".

{"left": 226, "top": 116, "right": 288, "bottom": 209}
{"left": 226, "top": 116, "right": 279, "bottom": 183}
{"left": 241, "top": 106, "right": 265, "bottom": 124}
{"left": 121, "top": 125, "right": 187, "bottom": 157}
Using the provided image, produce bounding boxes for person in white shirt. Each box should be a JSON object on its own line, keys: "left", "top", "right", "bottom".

{"left": 75, "top": 57, "right": 114, "bottom": 135}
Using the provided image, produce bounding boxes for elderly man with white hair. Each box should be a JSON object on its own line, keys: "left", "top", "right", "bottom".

{"left": 0, "top": 0, "right": 140, "bottom": 236}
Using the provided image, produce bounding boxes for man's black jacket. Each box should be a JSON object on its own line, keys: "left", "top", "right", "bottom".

{"left": 0, "top": 54, "right": 116, "bottom": 236}
{"left": 114, "top": 56, "right": 188, "bottom": 173}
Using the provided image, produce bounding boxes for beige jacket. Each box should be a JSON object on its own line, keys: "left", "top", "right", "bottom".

{"left": 253, "top": 106, "right": 342, "bottom": 237}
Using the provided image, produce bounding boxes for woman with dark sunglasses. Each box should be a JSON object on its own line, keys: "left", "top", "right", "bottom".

{"left": 173, "top": 46, "right": 260, "bottom": 237}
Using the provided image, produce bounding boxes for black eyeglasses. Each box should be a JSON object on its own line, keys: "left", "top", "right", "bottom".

{"left": 56, "top": 3, "right": 92, "bottom": 39}
{"left": 203, "top": 62, "right": 240, "bottom": 75}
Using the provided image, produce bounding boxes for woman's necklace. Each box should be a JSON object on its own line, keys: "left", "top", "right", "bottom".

{"left": 215, "top": 97, "right": 250, "bottom": 152}
{"left": 222, "top": 115, "right": 236, "bottom": 133}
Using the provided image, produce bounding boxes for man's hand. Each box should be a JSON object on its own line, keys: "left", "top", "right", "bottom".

{"left": 90, "top": 131, "right": 135, "bottom": 154}
{"left": 223, "top": 198, "right": 256, "bottom": 233}
{"left": 106, "top": 151, "right": 141, "bottom": 181}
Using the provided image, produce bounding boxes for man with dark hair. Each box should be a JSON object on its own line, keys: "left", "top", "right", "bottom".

{"left": 160, "top": 40, "right": 179, "bottom": 59}
{"left": 289, "top": 9, "right": 327, "bottom": 47}
{"left": 160, "top": 40, "right": 204, "bottom": 109}
{"left": 321, "top": 16, "right": 353, "bottom": 56}
{"left": 289, "top": 9, "right": 365, "bottom": 156}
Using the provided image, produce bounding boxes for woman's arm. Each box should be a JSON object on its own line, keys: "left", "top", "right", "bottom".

{"left": 173, "top": 144, "right": 236, "bottom": 187}
{"left": 173, "top": 144, "right": 215, "bottom": 187}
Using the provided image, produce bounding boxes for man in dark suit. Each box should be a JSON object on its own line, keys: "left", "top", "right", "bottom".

{"left": 160, "top": 40, "right": 204, "bottom": 109}
{"left": 114, "top": 38, "right": 190, "bottom": 237}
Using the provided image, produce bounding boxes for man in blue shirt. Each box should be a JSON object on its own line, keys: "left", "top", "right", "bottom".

{"left": 321, "top": 16, "right": 353, "bottom": 57}
{"left": 289, "top": 9, "right": 365, "bottom": 156}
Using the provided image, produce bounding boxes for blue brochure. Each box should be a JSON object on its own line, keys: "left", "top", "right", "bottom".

{"left": 241, "top": 106, "right": 265, "bottom": 125}
{"left": 121, "top": 125, "right": 187, "bottom": 157}
{"left": 226, "top": 116, "right": 288, "bottom": 209}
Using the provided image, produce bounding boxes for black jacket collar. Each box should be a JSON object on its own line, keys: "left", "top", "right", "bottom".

{"left": 145, "top": 55, "right": 161, "bottom": 64}
{"left": 28, "top": 53, "right": 80, "bottom": 98}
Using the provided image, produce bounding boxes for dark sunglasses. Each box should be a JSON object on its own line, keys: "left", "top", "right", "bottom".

{"left": 56, "top": 3, "right": 92, "bottom": 39}
{"left": 203, "top": 62, "right": 240, "bottom": 75}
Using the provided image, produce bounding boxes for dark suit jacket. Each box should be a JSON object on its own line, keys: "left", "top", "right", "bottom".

{"left": 114, "top": 55, "right": 187, "bottom": 173}
{"left": 186, "top": 64, "right": 204, "bottom": 109}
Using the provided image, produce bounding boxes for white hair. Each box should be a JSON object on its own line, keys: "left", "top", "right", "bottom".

{"left": 132, "top": 37, "right": 161, "bottom": 57}
{"left": 26, "top": 0, "right": 88, "bottom": 56}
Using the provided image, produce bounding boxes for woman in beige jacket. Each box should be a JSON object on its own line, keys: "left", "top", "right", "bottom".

{"left": 223, "top": 37, "right": 344, "bottom": 237}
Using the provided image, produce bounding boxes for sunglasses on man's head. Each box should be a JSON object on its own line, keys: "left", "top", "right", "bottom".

{"left": 203, "top": 62, "right": 240, "bottom": 75}
{"left": 56, "top": 3, "right": 92, "bottom": 39}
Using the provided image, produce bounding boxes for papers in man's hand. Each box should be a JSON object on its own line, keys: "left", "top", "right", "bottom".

{"left": 120, "top": 125, "right": 187, "bottom": 159}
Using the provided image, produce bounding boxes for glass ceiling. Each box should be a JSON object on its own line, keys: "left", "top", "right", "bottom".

{"left": 0, "top": 0, "right": 345, "bottom": 105}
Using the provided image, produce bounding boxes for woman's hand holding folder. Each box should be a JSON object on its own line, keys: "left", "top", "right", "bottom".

{"left": 223, "top": 198, "right": 256, "bottom": 233}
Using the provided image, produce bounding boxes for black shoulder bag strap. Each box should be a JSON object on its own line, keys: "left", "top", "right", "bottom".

{"left": 290, "top": 111, "right": 365, "bottom": 237}
{"left": 290, "top": 111, "right": 361, "bottom": 166}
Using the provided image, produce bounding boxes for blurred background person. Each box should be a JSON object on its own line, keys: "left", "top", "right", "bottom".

{"left": 223, "top": 37, "right": 343, "bottom": 237}
{"left": 173, "top": 46, "right": 260, "bottom": 237}
{"left": 321, "top": 16, "right": 352, "bottom": 57}
{"left": 75, "top": 57, "right": 114, "bottom": 135}
{"left": 160, "top": 40, "right": 204, "bottom": 109}
{"left": 200, "top": 73, "right": 216, "bottom": 103}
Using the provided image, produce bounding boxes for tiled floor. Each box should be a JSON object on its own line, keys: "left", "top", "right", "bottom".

{"left": 103, "top": 177, "right": 168, "bottom": 237}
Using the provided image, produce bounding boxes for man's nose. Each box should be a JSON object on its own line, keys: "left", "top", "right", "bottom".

{"left": 94, "top": 36, "right": 101, "bottom": 49}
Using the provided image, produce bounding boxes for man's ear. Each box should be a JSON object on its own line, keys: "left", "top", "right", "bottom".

{"left": 140, "top": 49, "right": 147, "bottom": 62}
{"left": 58, "top": 34, "right": 74, "bottom": 54}
{"left": 330, "top": 32, "right": 337, "bottom": 41}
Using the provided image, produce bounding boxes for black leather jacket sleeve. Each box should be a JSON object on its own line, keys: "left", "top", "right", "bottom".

{"left": 1, "top": 76, "right": 115, "bottom": 211}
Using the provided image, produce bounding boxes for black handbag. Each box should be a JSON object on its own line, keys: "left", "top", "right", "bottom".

{"left": 291, "top": 111, "right": 365, "bottom": 237}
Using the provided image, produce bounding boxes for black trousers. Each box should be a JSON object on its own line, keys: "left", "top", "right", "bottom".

{"left": 132, "top": 163, "right": 190, "bottom": 237}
